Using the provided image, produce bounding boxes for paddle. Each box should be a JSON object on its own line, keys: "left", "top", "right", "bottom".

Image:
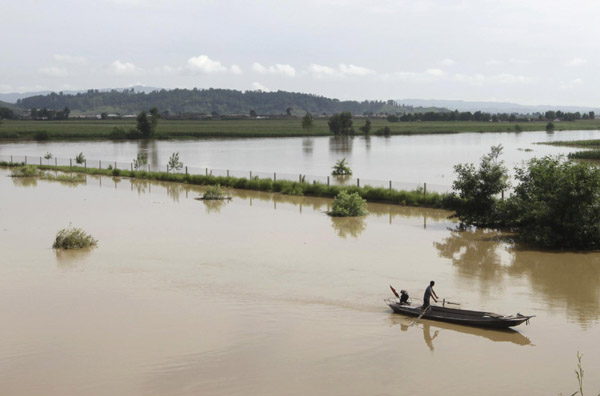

{"left": 410, "top": 305, "right": 431, "bottom": 326}
{"left": 442, "top": 298, "right": 461, "bottom": 307}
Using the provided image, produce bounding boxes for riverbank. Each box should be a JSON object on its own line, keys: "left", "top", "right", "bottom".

{"left": 0, "top": 162, "right": 449, "bottom": 209}
{"left": 2, "top": 118, "right": 600, "bottom": 140}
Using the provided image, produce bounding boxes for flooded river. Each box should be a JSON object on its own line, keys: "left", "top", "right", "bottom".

{"left": 2, "top": 129, "right": 600, "bottom": 191}
{"left": 1, "top": 168, "right": 599, "bottom": 395}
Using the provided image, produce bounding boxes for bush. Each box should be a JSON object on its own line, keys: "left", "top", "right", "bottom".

{"left": 52, "top": 225, "right": 97, "bottom": 249}
{"left": 75, "top": 152, "right": 85, "bottom": 164}
{"left": 10, "top": 165, "right": 40, "bottom": 177}
{"left": 34, "top": 131, "right": 49, "bottom": 140}
{"left": 202, "top": 184, "right": 227, "bottom": 200}
{"left": 329, "top": 190, "right": 368, "bottom": 217}
{"left": 332, "top": 158, "right": 352, "bottom": 176}
{"left": 112, "top": 168, "right": 121, "bottom": 176}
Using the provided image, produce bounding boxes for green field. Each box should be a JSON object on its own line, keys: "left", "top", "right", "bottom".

{"left": 2, "top": 118, "right": 600, "bottom": 140}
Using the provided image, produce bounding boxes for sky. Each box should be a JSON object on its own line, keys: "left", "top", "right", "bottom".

{"left": 2, "top": 0, "right": 600, "bottom": 106}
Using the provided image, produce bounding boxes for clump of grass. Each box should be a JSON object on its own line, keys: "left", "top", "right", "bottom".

{"left": 201, "top": 184, "right": 230, "bottom": 200}
{"left": 52, "top": 225, "right": 97, "bottom": 249}
{"left": 44, "top": 173, "right": 86, "bottom": 183}
{"left": 568, "top": 150, "right": 600, "bottom": 160}
{"left": 328, "top": 190, "right": 368, "bottom": 217}
{"left": 10, "top": 165, "right": 40, "bottom": 177}
{"left": 331, "top": 158, "right": 352, "bottom": 176}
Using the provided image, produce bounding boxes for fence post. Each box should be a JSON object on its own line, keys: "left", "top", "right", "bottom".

{"left": 99, "top": 160, "right": 102, "bottom": 170}
{"left": 185, "top": 166, "right": 188, "bottom": 175}
{"left": 10, "top": 155, "right": 12, "bottom": 163}
{"left": 299, "top": 174, "right": 301, "bottom": 182}
{"left": 250, "top": 171, "right": 252, "bottom": 179}
{"left": 40, "top": 157, "right": 42, "bottom": 166}
{"left": 55, "top": 158, "right": 57, "bottom": 166}
{"left": 424, "top": 182, "right": 427, "bottom": 195}
{"left": 389, "top": 180, "right": 392, "bottom": 191}
{"left": 147, "top": 164, "right": 150, "bottom": 172}
{"left": 327, "top": 176, "right": 330, "bottom": 186}
{"left": 206, "top": 168, "right": 208, "bottom": 176}
{"left": 70, "top": 158, "right": 72, "bottom": 169}
{"left": 131, "top": 163, "right": 133, "bottom": 172}
{"left": 227, "top": 169, "right": 229, "bottom": 177}
{"left": 501, "top": 190, "right": 504, "bottom": 200}
{"left": 114, "top": 161, "right": 117, "bottom": 170}
{"left": 85, "top": 160, "right": 87, "bottom": 170}
{"left": 25, "top": 156, "right": 27, "bottom": 165}
{"left": 357, "top": 178, "right": 360, "bottom": 187}
{"left": 274, "top": 172, "right": 276, "bottom": 181}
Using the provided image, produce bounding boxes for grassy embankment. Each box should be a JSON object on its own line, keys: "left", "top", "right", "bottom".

{"left": 2, "top": 118, "right": 600, "bottom": 140}
{"left": 541, "top": 139, "right": 600, "bottom": 160}
{"left": 0, "top": 161, "right": 449, "bottom": 209}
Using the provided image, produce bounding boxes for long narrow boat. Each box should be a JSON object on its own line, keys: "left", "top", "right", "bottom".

{"left": 385, "top": 299, "right": 534, "bottom": 329}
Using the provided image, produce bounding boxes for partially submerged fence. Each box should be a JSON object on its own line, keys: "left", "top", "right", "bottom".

{"left": 0, "top": 154, "right": 452, "bottom": 194}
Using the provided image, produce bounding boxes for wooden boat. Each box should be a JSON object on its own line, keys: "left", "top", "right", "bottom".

{"left": 385, "top": 299, "right": 534, "bottom": 329}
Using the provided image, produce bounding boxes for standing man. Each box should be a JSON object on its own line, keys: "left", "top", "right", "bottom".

{"left": 423, "top": 280, "right": 438, "bottom": 309}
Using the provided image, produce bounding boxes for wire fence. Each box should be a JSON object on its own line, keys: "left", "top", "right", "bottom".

{"left": 0, "top": 154, "right": 453, "bottom": 193}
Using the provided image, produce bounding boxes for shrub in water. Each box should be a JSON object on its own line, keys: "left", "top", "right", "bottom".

{"left": 329, "top": 190, "right": 368, "bottom": 217}
{"left": 331, "top": 158, "right": 352, "bottom": 176}
{"left": 10, "top": 166, "right": 40, "bottom": 177}
{"left": 52, "top": 225, "right": 97, "bottom": 249}
{"left": 202, "top": 184, "right": 227, "bottom": 200}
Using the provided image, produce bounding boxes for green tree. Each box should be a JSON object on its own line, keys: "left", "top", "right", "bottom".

{"left": 136, "top": 111, "right": 152, "bottom": 138}
{"left": 546, "top": 122, "right": 555, "bottom": 131}
{"left": 133, "top": 153, "right": 148, "bottom": 170}
{"left": 75, "top": 152, "right": 85, "bottom": 164}
{"left": 167, "top": 152, "right": 183, "bottom": 172}
{"left": 100, "top": 112, "right": 108, "bottom": 120}
{"left": 286, "top": 107, "right": 293, "bottom": 116}
{"left": 360, "top": 119, "right": 372, "bottom": 134}
{"left": 331, "top": 158, "right": 352, "bottom": 175}
{"left": 249, "top": 109, "right": 257, "bottom": 118}
{"left": 44, "top": 152, "right": 53, "bottom": 164}
{"left": 149, "top": 107, "right": 160, "bottom": 133}
{"left": 450, "top": 145, "right": 510, "bottom": 227}
{"left": 506, "top": 156, "right": 600, "bottom": 249}
{"left": 328, "top": 112, "right": 353, "bottom": 135}
{"left": 301, "top": 113, "right": 313, "bottom": 134}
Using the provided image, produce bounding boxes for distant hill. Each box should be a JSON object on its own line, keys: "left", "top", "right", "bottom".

{"left": 14, "top": 88, "right": 447, "bottom": 116}
{"left": 398, "top": 99, "right": 600, "bottom": 114}
{"left": 0, "top": 85, "right": 160, "bottom": 104}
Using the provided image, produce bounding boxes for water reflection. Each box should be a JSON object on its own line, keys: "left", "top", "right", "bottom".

{"left": 11, "top": 176, "right": 37, "bottom": 187}
{"left": 330, "top": 216, "right": 367, "bottom": 238}
{"left": 131, "top": 179, "right": 151, "bottom": 195}
{"left": 434, "top": 228, "right": 600, "bottom": 326}
{"left": 329, "top": 135, "right": 353, "bottom": 154}
{"left": 302, "top": 137, "right": 313, "bottom": 156}
{"left": 202, "top": 199, "right": 229, "bottom": 214}
{"left": 389, "top": 314, "right": 532, "bottom": 347}
{"left": 138, "top": 139, "right": 159, "bottom": 170}
{"left": 55, "top": 247, "right": 94, "bottom": 270}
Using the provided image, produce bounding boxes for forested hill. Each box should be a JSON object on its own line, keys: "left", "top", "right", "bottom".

{"left": 16, "top": 88, "right": 446, "bottom": 116}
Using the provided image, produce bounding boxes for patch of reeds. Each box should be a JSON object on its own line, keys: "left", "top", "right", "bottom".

{"left": 52, "top": 225, "right": 97, "bottom": 249}
{"left": 10, "top": 165, "right": 41, "bottom": 177}
{"left": 568, "top": 150, "right": 600, "bottom": 160}
{"left": 201, "top": 184, "right": 230, "bottom": 200}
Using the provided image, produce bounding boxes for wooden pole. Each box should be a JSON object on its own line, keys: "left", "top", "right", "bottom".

{"left": 424, "top": 182, "right": 427, "bottom": 195}
{"left": 131, "top": 163, "right": 133, "bottom": 172}
{"left": 70, "top": 158, "right": 72, "bottom": 169}
{"left": 274, "top": 172, "right": 276, "bottom": 181}
{"left": 299, "top": 174, "right": 302, "bottom": 182}
{"left": 227, "top": 169, "right": 229, "bottom": 177}
{"left": 40, "top": 157, "right": 42, "bottom": 166}
{"left": 185, "top": 166, "right": 188, "bottom": 175}
{"left": 327, "top": 176, "right": 330, "bottom": 186}
{"left": 389, "top": 180, "right": 392, "bottom": 190}
{"left": 357, "top": 178, "right": 360, "bottom": 187}
{"left": 99, "top": 160, "right": 102, "bottom": 170}
{"left": 55, "top": 158, "right": 57, "bottom": 166}
{"left": 85, "top": 160, "right": 87, "bottom": 170}
{"left": 114, "top": 161, "right": 117, "bottom": 170}
{"left": 25, "top": 156, "right": 27, "bottom": 165}
{"left": 250, "top": 171, "right": 252, "bottom": 179}
{"left": 10, "top": 155, "right": 12, "bottom": 163}
{"left": 206, "top": 168, "right": 208, "bottom": 176}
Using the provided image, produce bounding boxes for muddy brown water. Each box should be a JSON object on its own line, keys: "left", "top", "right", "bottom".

{"left": 0, "top": 168, "right": 599, "bottom": 395}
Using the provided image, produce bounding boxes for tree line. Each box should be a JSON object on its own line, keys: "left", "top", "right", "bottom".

{"left": 15, "top": 88, "right": 430, "bottom": 117}
{"left": 386, "top": 110, "right": 596, "bottom": 122}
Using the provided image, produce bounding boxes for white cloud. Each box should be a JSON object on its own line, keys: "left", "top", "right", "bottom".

{"left": 425, "top": 68, "right": 445, "bottom": 77}
{"left": 560, "top": 78, "right": 584, "bottom": 89}
{"left": 53, "top": 54, "right": 87, "bottom": 65}
{"left": 111, "top": 60, "right": 140, "bottom": 74}
{"left": 339, "top": 63, "right": 375, "bottom": 76}
{"left": 251, "top": 82, "right": 269, "bottom": 91}
{"left": 252, "top": 62, "right": 296, "bottom": 77}
{"left": 39, "top": 66, "right": 69, "bottom": 77}
{"left": 485, "top": 59, "right": 502, "bottom": 66}
{"left": 509, "top": 58, "right": 530, "bottom": 65}
{"left": 230, "top": 64, "right": 243, "bottom": 75}
{"left": 453, "top": 73, "right": 534, "bottom": 85}
{"left": 308, "top": 63, "right": 375, "bottom": 79}
{"left": 441, "top": 58, "right": 456, "bottom": 66}
{"left": 0, "top": 83, "right": 13, "bottom": 93}
{"left": 186, "top": 55, "right": 227, "bottom": 73}
{"left": 567, "top": 57, "right": 586, "bottom": 67}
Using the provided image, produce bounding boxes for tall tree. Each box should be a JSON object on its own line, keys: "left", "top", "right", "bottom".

{"left": 136, "top": 111, "right": 151, "bottom": 137}
{"left": 301, "top": 113, "right": 313, "bottom": 134}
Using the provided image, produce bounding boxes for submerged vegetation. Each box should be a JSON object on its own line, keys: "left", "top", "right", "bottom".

{"left": 331, "top": 158, "right": 352, "bottom": 176}
{"left": 449, "top": 146, "right": 600, "bottom": 249}
{"left": 10, "top": 165, "right": 85, "bottom": 183}
{"left": 0, "top": 161, "right": 445, "bottom": 209}
{"left": 328, "top": 191, "right": 368, "bottom": 217}
{"left": 201, "top": 184, "right": 229, "bottom": 200}
{"left": 52, "top": 225, "right": 97, "bottom": 249}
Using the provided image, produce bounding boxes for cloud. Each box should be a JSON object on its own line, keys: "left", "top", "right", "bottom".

{"left": 53, "top": 54, "right": 87, "bottom": 65}
{"left": 567, "top": 57, "right": 586, "bottom": 67}
{"left": 560, "top": 78, "right": 584, "bottom": 89}
{"left": 186, "top": 55, "right": 227, "bottom": 73}
{"left": 453, "top": 73, "right": 534, "bottom": 85}
{"left": 39, "top": 66, "right": 69, "bottom": 77}
{"left": 308, "top": 63, "right": 375, "bottom": 79}
{"left": 441, "top": 58, "right": 456, "bottom": 66}
{"left": 508, "top": 58, "right": 530, "bottom": 65}
{"left": 425, "top": 68, "right": 445, "bottom": 77}
{"left": 251, "top": 82, "right": 269, "bottom": 91}
{"left": 0, "top": 83, "right": 13, "bottom": 93}
{"left": 252, "top": 62, "right": 296, "bottom": 77}
{"left": 111, "top": 60, "right": 140, "bottom": 74}
{"left": 485, "top": 59, "right": 502, "bottom": 66}
{"left": 339, "top": 64, "right": 375, "bottom": 76}
{"left": 230, "top": 64, "right": 243, "bottom": 75}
